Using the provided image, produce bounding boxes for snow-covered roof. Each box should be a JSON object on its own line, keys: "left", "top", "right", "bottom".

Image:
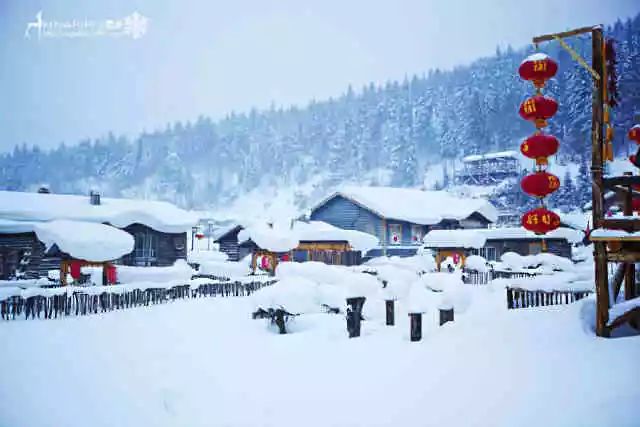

{"left": 0, "top": 190, "right": 197, "bottom": 233}
{"left": 313, "top": 186, "right": 497, "bottom": 225}
{"left": 462, "top": 151, "right": 519, "bottom": 163}
{"left": 33, "top": 220, "right": 134, "bottom": 262}
{"left": 238, "top": 220, "right": 380, "bottom": 253}
{"left": 423, "top": 227, "right": 584, "bottom": 249}
{"left": 293, "top": 221, "right": 379, "bottom": 252}
{"left": 238, "top": 225, "right": 300, "bottom": 253}
{"left": 559, "top": 210, "right": 591, "bottom": 231}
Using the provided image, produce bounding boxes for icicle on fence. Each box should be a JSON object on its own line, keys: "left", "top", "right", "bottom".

{"left": 506, "top": 287, "right": 592, "bottom": 309}
{"left": 0, "top": 277, "right": 277, "bottom": 321}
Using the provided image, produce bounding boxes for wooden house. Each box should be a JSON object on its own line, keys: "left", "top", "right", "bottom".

{"left": 423, "top": 227, "right": 583, "bottom": 270}
{"left": 0, "top": 190, "right": 197, "bottom": 281}
{"left": 457, "top": 151, "right": 520, "bottom": 185}
{"left": 213, "top": 225, "right": 246, "bottom": 261}
{"left": 309, "top": 186, "right": 497, "bottom": 258}
{"left": 236, "top": 220, "right": 378, "bottom": 274}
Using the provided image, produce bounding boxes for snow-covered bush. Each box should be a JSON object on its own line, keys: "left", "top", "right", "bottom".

{"left": 464, "top": 255, "right": 488, "bottom": 272}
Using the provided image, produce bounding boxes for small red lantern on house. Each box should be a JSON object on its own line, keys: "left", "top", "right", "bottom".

{"left": 105, "top": 265, "right": 117, "bottom": 284}
{"left": 518, "top": 53, "right": 558, "bottom": 90}
{"left": 633, "top": 198, "right": 640, "bottom": 212}
{"left": 522, "top": 207, "right": 560, "bottom": 234}
{"left": 195, "top": 231, "right": 204, "bottom": 239}
{"left": 519, "top": 95, "right": 558, "bottom": 128}
{"left": 521, "top": 171, "right": 560, "bottom": 198}
{"left": 520, "top": 132, "right": 559, "bottom": 165}
{"left": 628, "top": 125, "right": 640, "bottom": 144}
{"left": 70, "top": 261, "right": 82, "bottom": 279}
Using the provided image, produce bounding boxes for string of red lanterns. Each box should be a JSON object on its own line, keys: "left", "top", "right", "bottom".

{"left": 518, "top": 52, "right": 561, "bottom": 234}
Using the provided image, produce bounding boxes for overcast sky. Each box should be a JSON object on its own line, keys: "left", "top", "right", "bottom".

{"left": 0, "top": 0, "right": 638, "bottom": 150}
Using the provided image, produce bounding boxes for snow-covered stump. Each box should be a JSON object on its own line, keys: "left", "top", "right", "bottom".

{"left": 385, "top": 299, "right": 395, "bottom": 326}
{"left": 274, "top": 308, "right": 288, "bottom": 334}
{"left": 346, "top": 297, "right": 366, "bottom": 338}
{"left": 408, "top": 312, "right": 423, "bottom": 342}
{"left": 439, "top": 307, "right": 454, "bottom": 326}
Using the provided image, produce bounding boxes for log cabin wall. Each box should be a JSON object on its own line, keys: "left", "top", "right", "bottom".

{"left": 120, "top": 223, "right": 187, "bottom": 267}
{"left": 0, "top": 232, "right": 59, "bottom": 279}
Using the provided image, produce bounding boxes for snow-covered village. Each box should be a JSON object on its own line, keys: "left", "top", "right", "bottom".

{"left": 1, "top": 2, "right": 640, "bottom": 426}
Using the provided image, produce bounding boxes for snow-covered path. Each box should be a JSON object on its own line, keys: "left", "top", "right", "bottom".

{"left": 0, "top": 295, "right": 638, "bottom": 427}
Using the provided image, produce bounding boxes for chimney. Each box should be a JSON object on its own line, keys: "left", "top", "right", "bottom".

{"left": 90, "top": 190, "right": 101, "bottom": 206}
{"left": 37, "top": 186, "right": 50, "bottom": 194}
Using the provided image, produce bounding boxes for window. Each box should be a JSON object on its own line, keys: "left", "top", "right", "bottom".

{"left": 388, "top": 224, "right": 402, "bottom": 245}
{"left": 471, "top": 246, "right": 497, "bottom": 261}
{"left": 411, "top": 225, "right": 424, "bottom": 245}
{"left": 529, "top": 242, "right": 542, "bottom": 255}
{"left": 134, "top": 232, "right": 157, "bottom": 265}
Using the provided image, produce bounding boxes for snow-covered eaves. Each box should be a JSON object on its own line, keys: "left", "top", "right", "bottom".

{"left": 461, "top": 150, "right": 518, "bottom": 163}
{"left": 0, "top": 190, "right": 198, "bottom": 233}
{"left": 423, "top": 226, "right": 584, "bottom": 249}
{"left": 312, "top": 186, "right": 498, "bottom": 225}
{"left": 238, "top": 220, "right": 380, "bottom": 253}
{"left": 33, "top": 220, "right": 134, "bottom": 262}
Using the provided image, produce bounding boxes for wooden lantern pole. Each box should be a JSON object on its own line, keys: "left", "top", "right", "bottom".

{"left": 533, "top": 26, "right": 609, "bottom": 336}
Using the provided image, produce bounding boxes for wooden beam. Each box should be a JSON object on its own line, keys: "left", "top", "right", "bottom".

{"left": 532, "top": 26, "right": 598, "bottom": 43}
{"left": 606, "top": 252, "right": 640, "bottom": 262}
{"left": 608, "top": 306, "right": 640, "bottom": 330}
{"left": 603, "top": 175, "right": 640, "bottom": 187}
{"left": 599, "top": 219, "right": 640, "bottom": 232}
{"left": 624, "top": 263, "right": 636, "bottom": 301}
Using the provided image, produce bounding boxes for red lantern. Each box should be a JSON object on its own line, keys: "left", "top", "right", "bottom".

{"left": 195, "top": 232, "right": 204, "bottom": 240}
{"left": 519, "top": 95, "right": 558, "bottom": 128}
{"left": 520, "top": 133, "right": 559, "bottom": 164}
{"left": 70, "top": 261, "right": 81, "bottom": 279}
{"left": 521, "top": 171, "right": 560, "bottom": 198}
{"left": 106, "top": 265, "right": 117, "bottom": 284}
{"left": 518, "top": 53, "right": 558, "bottom": 89}
{"left": 629, "top": 125, "right": 640, "bottom": 144}
{"left": 522, "top": 208, "right": 560, "bottom": 234}
{"left": 633, "top": 198, "right": 640, "bottom": 212}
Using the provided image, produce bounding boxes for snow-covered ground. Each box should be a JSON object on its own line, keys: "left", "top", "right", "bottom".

{"left": 1, "top": 261, "right": 639, "bottom": 427}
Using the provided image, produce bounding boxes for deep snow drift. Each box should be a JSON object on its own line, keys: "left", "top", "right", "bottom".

{"left": 1, "top": 271, "right": 639, "bottom": 427}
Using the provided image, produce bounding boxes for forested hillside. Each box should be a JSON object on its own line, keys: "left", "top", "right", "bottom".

{"left": 1, "top": 14, "right": 639, "bottom": 213}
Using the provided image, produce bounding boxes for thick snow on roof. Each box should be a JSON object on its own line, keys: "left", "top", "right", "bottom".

{"left": 0, "top": 190, "right": 197, "bottom": 233}
{"left": 33, "top": 220, "right": 134, "bottom": 262}
{"left": 423, "top": 227, "right": 584, "bottom": 248}
{"left": 238, "top": 221, "right": 379, "bottom": 253}
{"left": 462, "top": 150, "right": 518, "bottom": 163}
{"left": 321, "top": 186, "right": 497, "bottom": 225}
{"left": 292, "top": 221, "right": 379, "bottom": 252}
{"left": 238, "top": 225, "right": 300, "bottom": 252}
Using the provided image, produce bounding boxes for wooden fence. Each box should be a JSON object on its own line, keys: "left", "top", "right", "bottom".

{"left": 0, "top": 278, "right": 276, "bottom": 321}
{"left": 463, "top": 270, "right": 539, "bottom": 285}
{"left": 506, "top": 287, "right": 592, "bottom": 309}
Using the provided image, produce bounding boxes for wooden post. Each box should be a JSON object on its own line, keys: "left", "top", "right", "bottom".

{"left": 274, "top": 309, "right": 287, "bottom": 334}
{"left": 385, "top": 299, "right": 395, "bottom": 326}
{"left": 408, "top": 312, "right": 423, "bottom": 341}
{"left": 590, "top": 27, "right": 610, "bottom": 337}
{"left": 439, "top": 307, "right": 454, "bottom": 326}
{"left": 346, "top": 297, "right": 366, "bottom": 338}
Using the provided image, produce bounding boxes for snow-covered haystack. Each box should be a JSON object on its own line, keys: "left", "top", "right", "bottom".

{"left": 252, "top": 276, "right": 319, "bottom": 314}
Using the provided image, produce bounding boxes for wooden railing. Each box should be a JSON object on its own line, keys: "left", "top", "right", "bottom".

{"left": 506, "top": 287, "right": 592, "bottom": 309}
{"left": 463, "top": 269, "right": 539, "bottom": 285}
{"left": 0, "top": 279, "right": 277, "bottom": 321}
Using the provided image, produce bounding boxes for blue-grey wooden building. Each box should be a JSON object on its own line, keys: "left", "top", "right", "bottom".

{"left": 309, "top": 186, "right": 497, "bottom": 258}
{"left": 213, "top": 225, "right": 249, "bottom": 262}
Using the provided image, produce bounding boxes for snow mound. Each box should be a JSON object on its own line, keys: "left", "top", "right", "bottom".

{"left": 464, "top": 255, "right": 488, "bottom": 272}
{"left": 117, "top": 260, "right": 194, "bottom": 284}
